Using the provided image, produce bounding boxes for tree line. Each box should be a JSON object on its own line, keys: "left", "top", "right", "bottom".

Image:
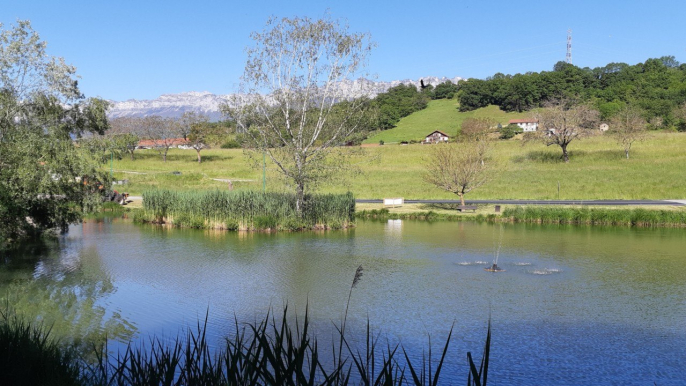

{"left": 458, "top": 57, "right": 686, "bottom": 130}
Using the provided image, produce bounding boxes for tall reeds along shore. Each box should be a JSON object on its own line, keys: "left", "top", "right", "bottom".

{"left": 502, "top": 206, "right": 686, "bottom": 227}
{"left": 136, "top": 189, "right": 356, "bottom": 231}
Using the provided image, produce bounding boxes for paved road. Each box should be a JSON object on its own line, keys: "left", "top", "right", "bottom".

{"left": 357, "top": 199, "right": 686, "bottom": 206}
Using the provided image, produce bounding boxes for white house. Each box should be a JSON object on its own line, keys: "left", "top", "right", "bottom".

{"left": 423, "top": 130, "right": 450, "bottom": 144}
{"left": 508, "top": 119, "right": 538, "bottom": 132}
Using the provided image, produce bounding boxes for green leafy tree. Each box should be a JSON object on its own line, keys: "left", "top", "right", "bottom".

{"left": 674, "top": 102, "right": 686, "bottom": 132}
{"left": 111, "top": 133, "right": 140, "bottom": 161}
{"left": 185, "top": 113, "right": 214, "bottom": 163}
{"left": 433, "top": 80, "right": 459, "bottom": 99}
{"left": 179, "top": 111, "right": 205, "bottom": 141}
{"left": 458, "top": 78, "right": 494, "bottom": 111}
{"left": 109, "top": 117, "right": 142, "bottom": 160}
{"left": 373, "top": 84, "right": 429, "bottom": 129}
{"left": 457, "top": 56, "right": 686, "bottom": 126}
{"left": 0, "top": 21, "right": 110, "bottom": 248}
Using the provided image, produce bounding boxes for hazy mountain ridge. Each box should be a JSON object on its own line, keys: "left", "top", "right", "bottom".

{"left": 107, "top": 77, "right": 462, "bottom": 120}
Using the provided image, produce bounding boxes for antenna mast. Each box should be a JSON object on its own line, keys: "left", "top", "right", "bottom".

{"left": 566, "top": 29, "right": 572, "bottom": 64}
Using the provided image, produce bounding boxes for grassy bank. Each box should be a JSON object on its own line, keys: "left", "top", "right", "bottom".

{"left": 136, "top": 189, "right": 356, "bottom": 230}
{"left": 356, "top": 203, "right": 686, "bottom": 227}
{"left": 356, "top": 207, "right": 497, "bottom": 222}
{"left": 501, "top": 206, "right": 686, "bottom": 227}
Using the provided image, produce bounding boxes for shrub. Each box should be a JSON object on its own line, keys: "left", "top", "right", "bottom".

{"left": 499, "top": 124, "right": 523, "bottom": 139}
{"left": 220, "top": 139, "right": 241, "bottom": 149}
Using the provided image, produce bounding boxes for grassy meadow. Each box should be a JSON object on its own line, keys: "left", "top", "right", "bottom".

{"left": 110, "top": 131, "right": 686, "bottom": 201}
{"left": 362, "top": 101, "right": 530, "bottom": 144}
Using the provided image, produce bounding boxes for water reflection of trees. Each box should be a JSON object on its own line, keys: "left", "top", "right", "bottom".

{"left": 1, "top": 238, "right": 136, "bottom": 357}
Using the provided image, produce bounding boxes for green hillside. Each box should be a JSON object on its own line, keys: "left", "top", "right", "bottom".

{"left": 364, "top": 100, "right": 531, "bottom": 144}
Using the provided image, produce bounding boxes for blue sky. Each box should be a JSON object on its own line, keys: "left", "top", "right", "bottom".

{"left": 3, "top": 0, "right": 685, "bottom": 101}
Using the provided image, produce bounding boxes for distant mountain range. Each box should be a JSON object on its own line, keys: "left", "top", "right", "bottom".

{"left": 107, "top": 76, "right": 462, "bottom": 121}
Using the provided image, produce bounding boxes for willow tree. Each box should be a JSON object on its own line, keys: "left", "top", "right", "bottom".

{"left": 0, "top": 21, "right": 109, "bottom": 248}
{"left": 225, "top": 16, "right": 375, "bottom": 213}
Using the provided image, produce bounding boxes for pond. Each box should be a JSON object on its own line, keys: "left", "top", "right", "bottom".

{"left": 2, "top": 217, "right": 685, "bottom": 385}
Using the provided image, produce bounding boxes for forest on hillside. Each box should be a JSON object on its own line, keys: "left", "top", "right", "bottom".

{"left": 457, "top": 57, "right": 686, "bottom": 130}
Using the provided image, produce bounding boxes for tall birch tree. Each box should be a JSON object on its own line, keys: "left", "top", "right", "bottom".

{"left": 225, "top": 16, "right": 375, "bottom": 213}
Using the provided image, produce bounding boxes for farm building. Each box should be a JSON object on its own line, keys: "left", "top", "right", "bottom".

{"left": 423, "top": 130, "right": 450, "bottom": 144}
{"left": 508, "top": 119, "right": 538, "bottom": 132}
{"left": 137, "top": 138, "right": 190, "bottom": 149}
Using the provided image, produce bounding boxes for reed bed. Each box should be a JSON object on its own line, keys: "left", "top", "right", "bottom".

{"left": 1, "top": 265, "right": 492, "bottom": 386}
{"left": 138, "top": 189, "right": 356, "bottom": 231}
{"left": 502, "top": 206, "right": 686, "bottom": 227}
{"left": 0, "top": 311, "right": 82, "bottom": 386}
{"left": 1, "top": 308, "right": 491, "bottom": 386}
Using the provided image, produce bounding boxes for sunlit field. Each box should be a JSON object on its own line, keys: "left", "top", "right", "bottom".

{"left": 110, "top": 132, "right": 686, "bottom": 201}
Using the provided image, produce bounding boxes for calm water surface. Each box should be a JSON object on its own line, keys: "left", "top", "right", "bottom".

{"left": 2, "top": 217, "right": 685, "bottom": 385}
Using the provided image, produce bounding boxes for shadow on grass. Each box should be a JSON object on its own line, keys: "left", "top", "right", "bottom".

{"left": 423, "top": 203, "right": 461, "bottom": 211}
{"left": 130, "top": 151, "right": 233, "bottom": 163}
{"left": 511, "top": 149, "right": 627, "bottom": 164}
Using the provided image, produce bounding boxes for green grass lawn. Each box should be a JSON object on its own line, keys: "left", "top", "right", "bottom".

{"left": 110, "top": 149, "right": 259, "bottom": 194}
{"left": 362, "top": 101, "right": 530, "bottom": 144}
{"left": 110, "top": 132, "right": 686, "bottom": 201}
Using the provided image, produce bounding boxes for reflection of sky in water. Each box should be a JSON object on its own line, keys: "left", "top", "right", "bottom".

{"left": 3, "top": 218, "right": 686, "bottom": 385}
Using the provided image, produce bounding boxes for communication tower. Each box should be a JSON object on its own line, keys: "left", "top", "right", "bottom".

{"left": 566, "top": 29, "right": 572, "bottom": 64}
